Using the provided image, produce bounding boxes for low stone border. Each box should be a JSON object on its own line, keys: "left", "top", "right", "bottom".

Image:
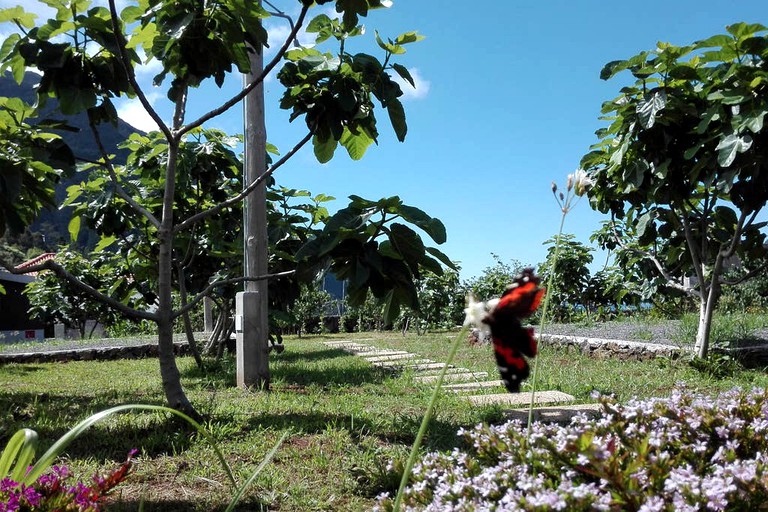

{"left": 0, "top": 342, "right": 191, "bottom": 364}
{"left": 538, "top": 334, "right": 683, "bottom": 361}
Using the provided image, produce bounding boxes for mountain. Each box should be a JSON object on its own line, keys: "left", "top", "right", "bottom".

{"left": 0, "top": 72, "right": 143, "bottom": 248}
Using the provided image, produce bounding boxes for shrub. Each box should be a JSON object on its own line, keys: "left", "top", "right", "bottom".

{"left": 377, "top": 386, "right": 768, "bottom": 511}
{"left": 0, "top": 452, "right": 135, "bottom": 511}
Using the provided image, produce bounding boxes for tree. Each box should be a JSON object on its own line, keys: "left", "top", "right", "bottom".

{"left": 582, "top": 23, "right": 768, "bottom": 359}
{"left": 24, "top": 250, "right": 129, "bottom": 338}
{"left": 0, "top": 0, "right": 443, "bottom": 417}
{"left": 465, "top": 255, "right": 526, "bottom": 302}
{"left": 538, "top": 234, "right": 593, "bottom": 322}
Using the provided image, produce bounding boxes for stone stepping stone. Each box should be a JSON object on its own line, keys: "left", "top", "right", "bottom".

{"left": 371, "top": 359, "right": 433, "bottom": 368}
{"left": 338, "top": 345, "right": 377, "bottom": 353}
{"left": 442, "top": 380, "right": 505, "bottom": 392}
{"left": 404, "top": 362, "right": 451, "bottom": 371}
{"left": 322, "top": 339, "right": 373, "bottom": 346}
{"left": 505, "top": 403, "right": 602, "bottom": 425}
{"left": 466, "top": 390, "right": 575, "bottom": 407}
{"left": 353, "top": 348, "right": 406, "bottom": 356}
{"left": 413, "top": 372, "right": 488, "bottom": 384}
{"left": 409, "top": 366, "right": 472, "bottom": 376}
{"left": 364, "top": 353, "right": 416, "bottom": 362}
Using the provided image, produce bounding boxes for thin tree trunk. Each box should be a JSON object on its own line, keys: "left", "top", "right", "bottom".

{"left": 155, "top": 89, "right": 199, "bottom": 419}
{"left": 693, "top": 258, "right": 724, "bottom": 359}
{"left": 177, "top": 266, "right": 204, "bottom": 368}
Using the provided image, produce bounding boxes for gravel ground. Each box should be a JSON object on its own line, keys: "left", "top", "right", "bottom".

{"left": 543, "top": 321, "right": 685, "bottom": 346}
{"left": 0, "top": 333, "right": 194, "bottom": 354}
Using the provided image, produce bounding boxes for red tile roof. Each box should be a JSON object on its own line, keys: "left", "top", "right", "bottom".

{"left": 14, "top": 252, "right": 56, "bottom": 276}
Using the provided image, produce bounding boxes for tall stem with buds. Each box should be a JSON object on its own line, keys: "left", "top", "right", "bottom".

{"left": 527, "top": 171, "right": 593, "bottom": 437}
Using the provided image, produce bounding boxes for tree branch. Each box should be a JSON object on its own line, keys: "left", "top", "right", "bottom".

{"left": 86, "top": 119, "right": 161, "bottom": 229}
{"left": 176, "top": 3, "right": 310, "bottom": 137}
{"left": 263, "top": 0, "right": 302, "bottom": 48}
{"left": 721, "top": 259, "right": 768, "bottom": 286}
{"left": 172, "top": 269, "right": 296, "bottom": 319}
{"left": 609, "top": 221, "right": 691, "bottom": 295}
{"left": 107, "top": 0, "right": 172, "bottom": 141}
{"left": 175, "top": 130, "right": 313, "bottom": 233}
{"left": 0, "top": 256, "right": 157, "bottom": 322}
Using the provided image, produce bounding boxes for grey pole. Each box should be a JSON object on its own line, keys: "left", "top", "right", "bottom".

{"left": 236, "top": 5, "right": 270, "bottom": 388}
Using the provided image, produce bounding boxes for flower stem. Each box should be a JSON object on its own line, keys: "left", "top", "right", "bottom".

{"left": 527, "top": 211, "right": 567, "bottom": 437}
{"left": 392, "top": 325, "right": 470, "bottom": 512}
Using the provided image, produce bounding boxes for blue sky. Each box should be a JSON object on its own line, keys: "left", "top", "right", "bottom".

{"left": 4, "top": 1, "right": 767, "bottom": 280}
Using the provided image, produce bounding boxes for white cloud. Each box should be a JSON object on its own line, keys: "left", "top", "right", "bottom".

{"left": 116, "top": 93, "right": 164, "bottom": 133}
{"left": 392, "top": 67, "right": 430, "bottom": 101}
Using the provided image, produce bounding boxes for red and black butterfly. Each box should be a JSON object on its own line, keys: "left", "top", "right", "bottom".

{"left": 482, "top": 268, "right": 544, "bottom": 393}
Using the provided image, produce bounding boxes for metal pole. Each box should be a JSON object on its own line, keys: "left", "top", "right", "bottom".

{"left": 236, "top": 4, "right": 270, "bottom": 388}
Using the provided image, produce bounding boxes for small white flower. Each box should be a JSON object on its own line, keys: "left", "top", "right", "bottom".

{"left": 463, "top": 295, "right": 487, "bottom": 327}
{"left": 572, "top": 169, "right": 595, "bottom": 196}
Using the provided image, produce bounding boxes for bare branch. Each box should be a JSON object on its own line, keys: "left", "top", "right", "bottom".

{"left": 175, "top": 130, "right": 313, "bottom": 233}
{"left": 263, "top": 0, "right": 302, "bottom": 48}
{"left": 176, "top": 4, "right": 311, "bottom": 137}
{"left": 107, "top": 0, "right": 172, "bottom": 141}
{"left": 0, "top": 256, "right": 157, "bottom": 322}
{"left": 172, "top": 269, "right": 296, "bottom": 319}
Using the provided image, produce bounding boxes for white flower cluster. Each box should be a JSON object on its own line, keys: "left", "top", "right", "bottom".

{"left": 462, "top": 295, "right": 499, "bottom": 337}
{"left": 376, "top": 386, "right": 768, "bottom": 511}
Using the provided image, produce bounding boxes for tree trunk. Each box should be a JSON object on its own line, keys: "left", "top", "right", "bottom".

{"left": 693, "top": 277, "right": 721, "bottom": 359}
{"left": 156, "top": 112, "right": 198, "bottom": 419}
{"left": 177, "top": 266, "right": 204, "bottom": 369}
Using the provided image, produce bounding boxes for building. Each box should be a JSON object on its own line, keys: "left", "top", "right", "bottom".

{"left": 0, "top": 253, "right": 56, "bottom": 343}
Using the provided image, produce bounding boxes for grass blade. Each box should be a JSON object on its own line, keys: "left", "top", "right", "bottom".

{"left": 224, "top": 431, "right": 289, "bottom": 512}
{"left": 25, "top": 404, "right": 238, "bottom": 488}
{"left": 0, "top": 428, "right": 38, "bottom": 482}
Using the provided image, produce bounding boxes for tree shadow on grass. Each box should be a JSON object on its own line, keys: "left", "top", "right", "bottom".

{"left": 237, "top": 410, "right": 463, "bottom": 453}
{"left": 0, "top": 364, "right": 45, "bottom": 375}
{"left": 0, "top": 390, "right": 195, "bottom": 460}
{"left": 182, "top": 352, "right": 392, "bottom": 389}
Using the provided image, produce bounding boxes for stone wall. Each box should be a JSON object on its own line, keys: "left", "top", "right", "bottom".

{"left": 538, "top": 334, "right": 682, "bottom": 361}
{"left": 0, "top": 342, "right": 191, "bottom": 364}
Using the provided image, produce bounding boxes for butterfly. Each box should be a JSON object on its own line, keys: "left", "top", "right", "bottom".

{"left": 482, "top": 268, "right": 544, "bottom": 393}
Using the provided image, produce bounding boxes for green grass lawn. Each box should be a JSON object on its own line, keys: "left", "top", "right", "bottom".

{"left": 1, "top": 330, "right": 768, "bottom": 510}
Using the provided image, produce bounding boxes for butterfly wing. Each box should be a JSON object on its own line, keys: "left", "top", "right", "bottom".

{"left": 482, "top": 268, "right": 544, "bottom": 393}
{"left": 492, "top": 326, "right": 536, "bottom": 392}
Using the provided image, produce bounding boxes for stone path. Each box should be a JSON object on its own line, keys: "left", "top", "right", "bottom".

{"left": 323, "top": 339, "right": 601, "bottom": 425}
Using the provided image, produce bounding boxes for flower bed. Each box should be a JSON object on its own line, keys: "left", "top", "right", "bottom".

{"left": 377, "top": 386, "right": 768, "bottom": 511}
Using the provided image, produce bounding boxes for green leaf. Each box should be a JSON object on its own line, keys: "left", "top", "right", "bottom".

{"left": 94, "top": 235, "right": 117, "bottom": 252}
{"left": 307, "top": 13, "right": 332, "bottom": 33}
{"left": 386, "top": 98, "right": 407, "bottom": 142}
{"left": 388, "top": 222, "right": 425, "bottom": 273}
{"left": 426, "top": 247, "right": 456, "bottom": 270}
{"left": 68, "top": 216, "right": 81, "bottom": 242}
{"left": 636, "top": 89, "right": 667, "bottom": 128}
{"left": 726, "top": 22, "right": 767, "bottom": 40}
{"left": 394, "top": 31, "right": 425, "bottom": 45}
{"left": 339, "top": 127, "right": 374, "bottom": 160}
{"left": 0, "top": 429, "right": 38, "bottom": 482}
{"left": 0, "top": 6, "right": 37, "bottom": 28}
{"left": 312, "top": 135, "right": 337, "bottom": 164}
{"left": 716, "top": 133, "right": 753, "bottom": 167}
{"left": 392, "top": 63, "right": 414, "bottom": 87}
{"left": 397, "top": 205, "right": 446, "bottom": 244}
{"left": 374, "top": 30, "right": 405, "bottom": 55}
